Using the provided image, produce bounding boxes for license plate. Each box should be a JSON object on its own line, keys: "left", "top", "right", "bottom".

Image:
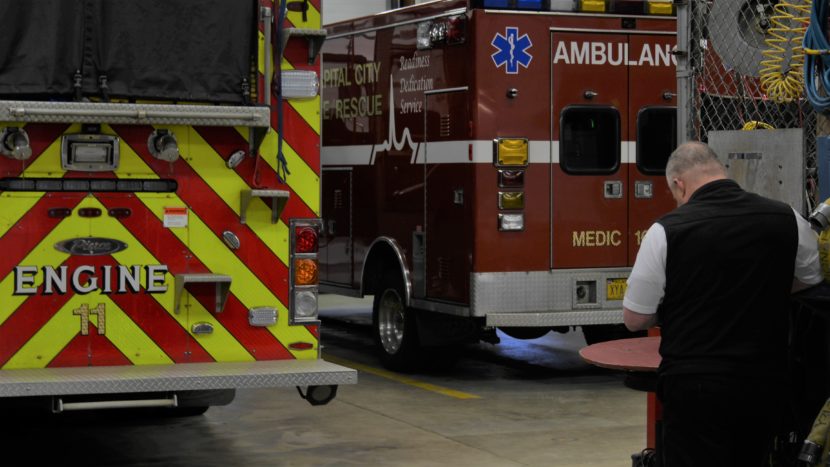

{"left": 606, "top": 278, "right": 627, "bottom": 301}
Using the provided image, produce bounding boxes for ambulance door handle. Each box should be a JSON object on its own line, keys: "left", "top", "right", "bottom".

{"left": 635, "top": 180, "right": 654, "bottom": 199}
{"left": 604, "top": 181, "right": 623, "bottom": 199}
{"left": 453, "top": 189, "right": 464, "bottom": 205}
{"left": 327, "top": 219, "right": 336, "bottom": 235}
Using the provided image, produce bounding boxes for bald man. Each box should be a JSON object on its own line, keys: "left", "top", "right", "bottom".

{"left": 623, "top": 141, "right": 821, "bottom": 466}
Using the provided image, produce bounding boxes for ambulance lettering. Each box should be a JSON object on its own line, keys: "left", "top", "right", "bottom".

{"left": 552, "top": 41, "right": 675, "bottom": 67}
{"left": 572, "top": 230, "right": 622, "bottom": 247}
{"left": 13, "top": 264, "right": 169, "bottom": 295}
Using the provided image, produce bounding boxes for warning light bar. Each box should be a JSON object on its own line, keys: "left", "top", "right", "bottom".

{"left": 0, "top": 177, "right": 177, "bottom": 193}
{"left": 480, "top": 0, "right": 544, "bottom": 10}
{"left": 417, "top": 14, "right": 467, "bottom": 50}
{"left": 475, "top": 0, "right": 674, "bottom": 15}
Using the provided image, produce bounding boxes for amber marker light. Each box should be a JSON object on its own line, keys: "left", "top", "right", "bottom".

{"left": 499, "top": 192, "right": 525, "bottom": 210}
{"left": 495, "top": 138, "right": 528, "bottom": 166}
{"left": 294, "top": 258, "right": 319, "bottom": 286}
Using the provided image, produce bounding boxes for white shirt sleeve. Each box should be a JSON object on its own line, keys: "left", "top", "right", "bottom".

{"left": 623, "top": 223, "right": 667, "bottom": 315}
{"left": 793, "top": 208, "right": 823, "bottom": 286}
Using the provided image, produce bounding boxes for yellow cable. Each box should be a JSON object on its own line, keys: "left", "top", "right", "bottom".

{"left": 742, "top": 120, "right": 776, "bottom": 130}
{"left": 760, "top": 0, "right": 812, "bottom": 103}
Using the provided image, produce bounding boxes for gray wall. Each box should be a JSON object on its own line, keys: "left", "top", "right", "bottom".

{"left": 322, "top": 0, "right": 392, "bottom": 25}
{"left": 322, "top": 0, "right": 433, "bottom": 25}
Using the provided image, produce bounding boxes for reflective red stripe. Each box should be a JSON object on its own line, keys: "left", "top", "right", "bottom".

{"left": 193, "top": 126, "right": 316, "bottom": 220}
{"left": 113, "top": 125, "right": 290, "bottom": 303}
{"left": 0, "top": 194, "right": 86, "bottom": 278}
{"left": 48, "top": 325, "right": 132, "bottom": 367}
{"left": 96, "top": 194, "right": 292, "bottom": 361}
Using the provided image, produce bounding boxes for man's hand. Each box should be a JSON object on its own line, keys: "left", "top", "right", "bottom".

{"left": 623, "top": 307, "right": 657, "bottom": 331}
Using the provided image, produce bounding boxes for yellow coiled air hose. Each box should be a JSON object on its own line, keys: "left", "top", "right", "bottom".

{"left": 741, "top": 120, "right": 776, "bottom": 130}
{"left": 760, "top": 0, "right": 812, "bottom": 103}
{"left": 799, "top": 398, "right": 830, "bottom": 465}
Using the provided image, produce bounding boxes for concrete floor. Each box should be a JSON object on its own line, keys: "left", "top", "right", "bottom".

{"left": 0, "top": 295, "right": 646, "bottom": 466}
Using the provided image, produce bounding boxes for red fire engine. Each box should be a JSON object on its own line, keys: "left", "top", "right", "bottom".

{"left": 0, "top": 0, "right": 355, "bottom": 412}
{"left": 320, "top": 0, "right": 678, "bottom": 369}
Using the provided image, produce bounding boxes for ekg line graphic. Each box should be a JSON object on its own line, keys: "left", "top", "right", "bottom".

{"left": 371, "top": 78, "right": 420, "bottom": 165}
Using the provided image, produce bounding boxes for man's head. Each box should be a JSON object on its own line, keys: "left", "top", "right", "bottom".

{"left": 665, "top": 141, "right": 728, "bottom": 206}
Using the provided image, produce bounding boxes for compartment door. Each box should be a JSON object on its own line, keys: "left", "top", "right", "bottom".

{"left": 627, "top": 33, "right": 677, "bottom": 265}
{"left": 551, "top": 31, "right": 628, "bottom": 269}
{"left": 321, "top": 169, "right": 354, "bottom": 286}
{"left": 424, "top": 88, "right": 471, "bottom": 303}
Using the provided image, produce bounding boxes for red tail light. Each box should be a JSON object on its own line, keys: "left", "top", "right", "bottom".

{"left": 447, "top": 16, "right": 466, "bottom": 45}
{"left": 294, "top": 226, "right": 318, "bottom": 253}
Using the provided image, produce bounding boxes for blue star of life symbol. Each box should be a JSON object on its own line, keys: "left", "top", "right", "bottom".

{"left": 491, "top": 27, "right": 533, "bottom": 74}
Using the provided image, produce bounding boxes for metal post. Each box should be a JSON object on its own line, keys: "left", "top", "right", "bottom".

{"left": 262, "top": 6, "right": 273, "bottom": 107}
{"left": 675, "top": 0, "right": 692, "bottom": 144}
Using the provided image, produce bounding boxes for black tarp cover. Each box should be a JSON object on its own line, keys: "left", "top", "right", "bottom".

{"left": 0, "top": 0, "right": 256, "bottom": 103}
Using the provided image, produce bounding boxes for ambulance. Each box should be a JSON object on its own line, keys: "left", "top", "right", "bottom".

{"left": 320, "top": 0, "right": 677, "bottom": 369}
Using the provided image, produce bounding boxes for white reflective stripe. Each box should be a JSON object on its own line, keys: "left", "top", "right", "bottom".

{"left": 622, "top": 141, "right": 636, "bottom": 164}
{"left": 321, "top": 140, "right": 637, "bottom": 166}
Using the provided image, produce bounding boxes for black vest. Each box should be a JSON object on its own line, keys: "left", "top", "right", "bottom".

{"left": 656, "top": 179, "right": 797, "bottom": 376}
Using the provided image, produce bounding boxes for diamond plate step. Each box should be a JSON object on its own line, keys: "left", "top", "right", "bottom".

{"left": 0, "top": 359, "right": 356, "bottom": 397}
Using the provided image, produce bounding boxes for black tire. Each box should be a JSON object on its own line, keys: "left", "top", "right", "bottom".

{"left": 582, "top": 324, "right": 646, "bottom": 346}
{"left": 372, "top": 271, "right": 422, "bottom": 371}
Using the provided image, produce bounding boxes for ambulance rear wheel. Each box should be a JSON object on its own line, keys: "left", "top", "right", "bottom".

{"left": 373, "top": 274, "right": 421, "bottom": 371}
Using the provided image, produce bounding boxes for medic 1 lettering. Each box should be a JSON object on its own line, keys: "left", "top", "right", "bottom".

{"left": 13, "top": 264, "right": 169, "bottom": 296}
{"left": 322, "top": 61, "right": 384, "bottom": 120}
{"left": 553, "top": 41, "right": 675, "bottom": 67}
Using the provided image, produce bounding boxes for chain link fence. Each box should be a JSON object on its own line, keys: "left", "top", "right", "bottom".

{"left": 679, "top": 0, "right": 818, "bottom": 207}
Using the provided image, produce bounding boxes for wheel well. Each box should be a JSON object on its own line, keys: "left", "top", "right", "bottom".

{"left": 361, "top": 240, "right": 408, "bottom": 299}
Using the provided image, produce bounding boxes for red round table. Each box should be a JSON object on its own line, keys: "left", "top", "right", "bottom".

{"left": 580, "top": 336, "right": 662, "bottom": 453}
{"left": 579, "top": 336, "right": 661, "bottom": 372}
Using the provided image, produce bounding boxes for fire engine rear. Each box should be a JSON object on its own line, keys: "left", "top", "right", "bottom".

{"left": 0, "top": 0, "right": 355, "bottom": 412}
{"left": 320, "top": 0, "right": 678, "bottom": 369}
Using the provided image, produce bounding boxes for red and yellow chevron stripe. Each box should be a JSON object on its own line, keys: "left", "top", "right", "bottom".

{"left": 0, "top": 0, "right": 323, "bottom": 371}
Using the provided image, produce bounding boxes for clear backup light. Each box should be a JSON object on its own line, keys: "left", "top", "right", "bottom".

{"left": 293, "top": 289, "right": 318, "bottom": 320}
{"left": 281, "top": 70, "right": 320, "bottom": 99}
{"left": 499, "top": 213, "right": 524, "bottom": 231}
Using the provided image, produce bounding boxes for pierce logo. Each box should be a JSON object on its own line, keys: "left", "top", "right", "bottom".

{"left": 55, "top": 237, "right": 128, "bottom": 256}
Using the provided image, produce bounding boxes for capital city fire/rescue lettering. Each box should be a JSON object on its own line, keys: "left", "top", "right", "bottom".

{"left": 572, "top": 230, "right": 622, "bottom": 247}
{"left": 13, "top": 264, "right": 169, "bottom": 296}
{"left": 552, "top": 41, "right": 675, "bottom": 67}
